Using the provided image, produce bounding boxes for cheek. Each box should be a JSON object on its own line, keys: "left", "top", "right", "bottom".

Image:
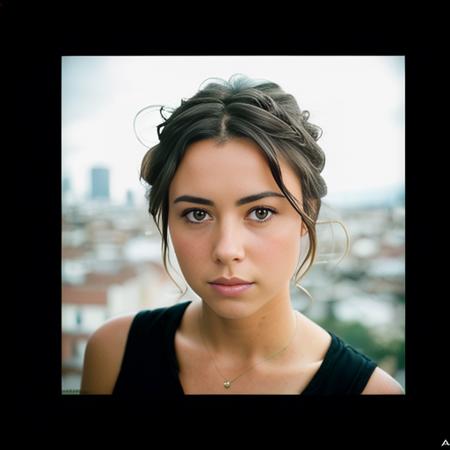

{"left": 169, "top": 225, "right": 208, "bottom": 273}
{"left": 255, "top": 227, "right": 301, "bottom": 272}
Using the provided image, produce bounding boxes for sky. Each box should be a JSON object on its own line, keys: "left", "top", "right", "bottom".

{"left": 62, "top": 56, "right": 404, "bottom": 206}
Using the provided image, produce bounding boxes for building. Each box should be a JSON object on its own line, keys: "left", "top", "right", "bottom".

{"left": 61, "top": 200, "right": 179, "bottom": 393}
{"left": 90, "top": 166, "right": 110, "bottom": 201}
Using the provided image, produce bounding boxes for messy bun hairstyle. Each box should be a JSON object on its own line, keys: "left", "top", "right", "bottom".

{"left": 140, "top": 74, "right": 327, "bottom": 297}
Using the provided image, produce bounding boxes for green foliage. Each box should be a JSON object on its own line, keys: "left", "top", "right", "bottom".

{"left": 317, "top": 316, "right": 404, "bottom": 371}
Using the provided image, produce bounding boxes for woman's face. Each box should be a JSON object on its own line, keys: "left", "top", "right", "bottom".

{"left": 168, "top": 137, "right": 306, "bottom": 319}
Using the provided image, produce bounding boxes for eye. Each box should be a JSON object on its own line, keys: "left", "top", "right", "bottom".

{"left": 248, "top": 207, "right": 276, "bottom": 223}
{"left": 182, "top": 209, "right": 211, "bottom": 224}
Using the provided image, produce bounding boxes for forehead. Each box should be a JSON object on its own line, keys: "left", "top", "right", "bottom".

{"left": 169, "top": 138, "right": 301, "bottom": 201}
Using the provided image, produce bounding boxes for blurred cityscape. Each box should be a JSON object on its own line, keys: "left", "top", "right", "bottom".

{"left": 61, "top": 166, "right": 405, "bottom": 393}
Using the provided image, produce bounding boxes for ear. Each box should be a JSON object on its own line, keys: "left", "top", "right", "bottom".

{"left": 300, "top": 223, "right": 308, "bottom": 236}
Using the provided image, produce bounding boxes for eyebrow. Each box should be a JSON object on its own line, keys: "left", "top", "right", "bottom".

{"left": 173, "top": 191, "right": 286, "bottom": 207}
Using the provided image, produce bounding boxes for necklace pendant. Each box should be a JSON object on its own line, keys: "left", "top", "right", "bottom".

{"left": 223, "top": 380, "right": 231, "bottom": 389}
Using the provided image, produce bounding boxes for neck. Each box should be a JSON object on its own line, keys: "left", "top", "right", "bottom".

{"left": 199, "top": 292, "right": 297, "bottom": 365}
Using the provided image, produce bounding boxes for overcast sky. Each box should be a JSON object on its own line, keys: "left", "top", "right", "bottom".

{"left": 62, "top": 55, "right": 404, "bottom": 205}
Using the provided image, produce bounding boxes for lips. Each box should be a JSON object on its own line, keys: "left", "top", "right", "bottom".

{"left": 209, "top": 277, "right": 253, "bottom": 286}
{"left": 208, "top": 277, "right": 255, "bottom": 297}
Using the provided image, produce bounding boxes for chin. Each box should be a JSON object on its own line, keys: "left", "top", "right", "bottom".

{"left": 207, "top": 301, "right": 259, "bottom": 320}
{"left": 198, "top": 288, "right": 265, "bottom": 320}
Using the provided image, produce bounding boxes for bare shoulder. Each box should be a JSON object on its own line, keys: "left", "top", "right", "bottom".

{"left": 296, "top": 311, "right": 333, "bottom": 362}
{"left": 80, "top": 313, "right": 136, "bottom": 395}
{"left": 299, "top": 313, "right": 404, "bottom": 395}
{"left": 361, "top": 366, "right": 405, "bottom": 395}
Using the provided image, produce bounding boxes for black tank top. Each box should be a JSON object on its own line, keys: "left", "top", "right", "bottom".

{"left": 112, "top": 301, "right": 377, "bottom": 396}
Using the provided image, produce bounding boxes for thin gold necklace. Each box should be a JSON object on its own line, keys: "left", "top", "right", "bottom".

{"left": 200, "top": 310, "right": 298, "bottom": 390}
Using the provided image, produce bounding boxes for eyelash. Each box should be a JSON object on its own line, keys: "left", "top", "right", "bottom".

{"left": 181, "top": 206, "right": 278, "bottom": 225}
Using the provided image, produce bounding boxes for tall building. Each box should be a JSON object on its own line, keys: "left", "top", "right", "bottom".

{"left": 90, "top": 166, "right": 110, "bottom": 201}
{"left": 126, "top": 189, "right": 134, "bottom": 207}
{"left": 62, "top": 175, "right": 71, "bottom": 194}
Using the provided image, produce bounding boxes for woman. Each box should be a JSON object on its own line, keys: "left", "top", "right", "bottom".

{"left": 81, "top": 75, "right": 404, "bottom": 395}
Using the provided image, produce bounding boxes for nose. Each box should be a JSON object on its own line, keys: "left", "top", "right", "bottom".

{"left": 211, "top": 219, "right": 245, "bottom": 265}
